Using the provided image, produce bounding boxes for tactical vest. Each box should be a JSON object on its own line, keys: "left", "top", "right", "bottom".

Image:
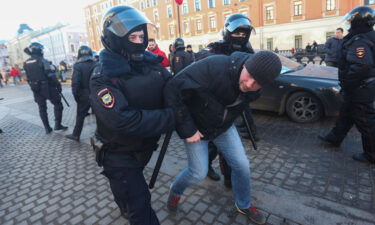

{"left": 95, "top": 65, "right": 167, "bottom": 152}
{"left": 24, "top": 56, "right": 48, "bottom": 82}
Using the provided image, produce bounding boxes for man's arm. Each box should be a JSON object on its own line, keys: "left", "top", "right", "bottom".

{"left": 90, "top": 75, "right": 175, "bottom": 138}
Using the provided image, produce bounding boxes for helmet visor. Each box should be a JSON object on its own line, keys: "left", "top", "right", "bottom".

{"left": 104, "top": 9, "right": 151, "bottom": 37}
{"left": 226, "top": 17, "right": 252, "bottom": 33}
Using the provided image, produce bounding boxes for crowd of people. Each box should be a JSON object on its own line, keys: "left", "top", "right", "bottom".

{"left": 1, "top": 4, "right": 374, "bottom": 225}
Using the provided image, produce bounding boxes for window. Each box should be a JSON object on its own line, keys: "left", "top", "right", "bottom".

{"left": 195, "top": 0, "right": 201, "bottom": 11}
{"left": 153, "top": 9, "right": 159, "bottom": 21}
{"left": 266, "top": 38, "right": 273, "bottom": 50}
{"left": 365, "top": 0, "right": 375, "bottom": 4}
{"left": 68, "top": 35, "right": 72, "bottom": 40}
{"left": 167, "top": 5, "right": 172, "bottom": 18}
{"left": 196, "top": 19, "right": 202, "bottom": 31}
{"left": 140, "top": 1, "right": 145, "bottom": 9}
{"left": 70, "top": 44, "right": 75, "bottom": 53}
{"left": 182, "top": 2, "right": 189, "bottom": 14}
{"left": 169, "top": 24, "right": 175, "bottom": 36}
{"left": 326, "top": 0, "right": 335, "bottom": 11}
{"left": 79, "top": 35, "right": 83, "bottom": 40}
{"left": 266, "top": 6, "right": 274, "bottom": 20}
{"left": 153, "top": 0, "right": 158, "bottom": 6}
{"left": 208, "top": 0, "right": 215, "bottom": 8}
{"left": 85, "top": 9, "right": 90, "bottom": 17}
{"left": 96, "top": 26, "right": 101, "bottom": 35}
{"left": 294, "top": 1, "right": 302, "bottom": 16}
{"left": 209, "top": 16, "right": 216, "bottom": 29}
{"left": 223, "top": 0, "right": 231, "bottom": 5}
{"left": 146, "top": 0, "right": 151, "bottom": 8}
{"left": 295, "top": 35, "right": 302, "bottom": 49}
{"left": 93, "top": 6, "right": 98, "bottom": 14}
{"left": 184, "top": 21, "right": 190, "bottom": 33}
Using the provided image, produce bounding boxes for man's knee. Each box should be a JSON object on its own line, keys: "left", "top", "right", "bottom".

{"left": 189, "top": 167, "right": 208, "bottom": 181}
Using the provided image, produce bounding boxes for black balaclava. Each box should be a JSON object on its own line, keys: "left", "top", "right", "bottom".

{"left": 229, "top": 28, "right": 250, "bottom": 51}
{"left": 123, "top": 24, "right": 148, "bottom": 62}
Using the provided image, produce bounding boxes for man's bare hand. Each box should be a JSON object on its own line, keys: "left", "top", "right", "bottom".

{"left": 186, "top": 131, "right": 204, "bottom": 143}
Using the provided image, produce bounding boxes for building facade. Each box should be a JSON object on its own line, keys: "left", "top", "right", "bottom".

{"left": 31, "top": 25, "right": 89, "bottom": 66}
{"left": 84, "top": 0, "right": 375, "bottom": 52}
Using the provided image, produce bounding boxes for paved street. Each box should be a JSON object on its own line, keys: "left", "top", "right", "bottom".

{"left": 0, "top": 84, "right": 374, "bottom": 225}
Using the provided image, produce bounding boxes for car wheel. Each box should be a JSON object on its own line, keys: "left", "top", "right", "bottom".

{"left": 286, "top": 92, "right": 323, "bottom": 123}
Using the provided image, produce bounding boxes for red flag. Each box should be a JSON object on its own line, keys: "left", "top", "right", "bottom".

{"left": 175, "top": 0, "right": 183, "bottom": 5}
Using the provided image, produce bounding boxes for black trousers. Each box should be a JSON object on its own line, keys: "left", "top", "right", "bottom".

{"left": 330, "top": 100, "right": 375, "bottom": 161}
{"left": 102, "top": 166, "right": 160, "bottom": 225}
{"left": 33, "top": 85, "right": 63, "bottom": 128}
{"left": 72, "top": 95, "right": 91, "bottom": 137}
{"left": 325, "top": 61, "right": 338, "bottom": 68}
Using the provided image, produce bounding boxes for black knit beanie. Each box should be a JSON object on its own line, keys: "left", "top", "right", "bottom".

{"left": 244, "top": 51, "right": 282, "bottom": 87}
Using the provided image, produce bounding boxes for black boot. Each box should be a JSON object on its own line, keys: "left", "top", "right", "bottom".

{"left": 65, "top": 134, "right": 79, "bottom": 142}
{"left": 352, "top": 153, "right": 375, "bottom": 164}
{"left": 318, "top": 132, "right": 341, "bottom": 147}
{"left": 54, "top": 124, "right": 68, "bottom": 131}
{"left": 41, "top": 116, "right": 52, "bottom": 134}
{"left": 207, "top": 166, "right": 220, "bottom": 181}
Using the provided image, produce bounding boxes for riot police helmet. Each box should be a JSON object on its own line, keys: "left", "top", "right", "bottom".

{"left": 77, "top": 45, "right": 93, "bottom": 59}
{"left": 340, "top": 6, "right": 375, "bottom": 30}
{"left": 101, "top": 5, "right": 156, "bottom": 60}
{"left": 173, "top": 38, "right": 185, "bottom": 50}
{"left": 222, "top": 14, "right": 254, "bottom": 43}
{"left": 25, "top": 42, "right": 44, "bottom": 56}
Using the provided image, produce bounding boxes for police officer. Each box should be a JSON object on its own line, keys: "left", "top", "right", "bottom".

{"left": 319, "top": 6, "right": 375, "bottom": 164}
{"left": 170, "top": 38, "right": 193, "bottom": 75}
{"left": 23, "top": 43, "right": 68, "bottom": 134}
{"left": 65, "top": 46, "right": 97, "bottom": 141}
{"left": 89, "top": 6, "right": 175, "bottom": 224}
{"left": 196, "top": 14, "right": 260, "bottom": 186}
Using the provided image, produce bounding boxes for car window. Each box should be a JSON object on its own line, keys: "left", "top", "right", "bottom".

{"left": 278, "top": 54, "right": 303, "bottom": 74}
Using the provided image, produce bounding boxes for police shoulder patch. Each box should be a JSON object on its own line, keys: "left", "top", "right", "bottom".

{"left": 97, "top": 88, "right": 115, "bottom": 109}
{"left": 355, "top": 47, "right": 366, "bottom": 58}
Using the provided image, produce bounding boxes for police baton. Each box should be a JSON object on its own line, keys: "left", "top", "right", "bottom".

{"left": 149, "top": 131, "right": 173, "bottom": 189}
{"left": 57, "top": 88, "right": 70, "bottom": 107}
{"left": 241, "top": 111, "right": 257, "bottom": 150}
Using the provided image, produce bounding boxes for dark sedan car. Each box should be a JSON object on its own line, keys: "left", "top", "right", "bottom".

{"left": 250, "top": 55, "right": 341, "bottom": 123}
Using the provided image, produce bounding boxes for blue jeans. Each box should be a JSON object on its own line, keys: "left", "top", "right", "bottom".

{"left": 171, "top": 124, "right": 251, "bottom": 209}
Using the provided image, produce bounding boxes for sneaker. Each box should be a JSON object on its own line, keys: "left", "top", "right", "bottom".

{"left": 167, "top": 190, "right": 181, "bottom": 212}
{"left": 236, "top": 204, "right": 266, "bottom": 225}
{"left": 65, "top": 134, "right": 79, "bottom": 142}
{"left": 207, "top": 166, "right": 220, "bottom": 181}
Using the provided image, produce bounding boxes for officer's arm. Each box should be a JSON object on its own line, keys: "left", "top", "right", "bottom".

{"left": 164, "top": 76, "right": 199, "bottom": 139}
{"left": 71, "top": 64, "right": 81, "bottom": 99}
{"left": 90, "top": 77, "right": 175, "bottom": 138}
{"left": 42, "top": 60, "right": 61, "bottom": 89}
{"left": 344, "top": 40, "right": 374, "bottom": 89}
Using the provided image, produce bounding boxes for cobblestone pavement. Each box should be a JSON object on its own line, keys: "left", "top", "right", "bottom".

{"left": 0, "top": 84, "right": 374, "bottom": 225}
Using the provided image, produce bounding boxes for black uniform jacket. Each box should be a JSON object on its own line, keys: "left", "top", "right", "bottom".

{"left": 71, "top": 57, "right": 97, "bottom": 102}
{"left": 24, "top": 54, "right": 61, "bottom": 94}
{"left": 339, "top": 30, "right": 375, "bottom": 102}
{"left": 171, "top": 48, "right": 193, "bottom": 75}
{"left": 164, "top": 52, "right": 260, "bottom": 140}
{"left": 89, "top": 49, "right": 175, "bottom": 167}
